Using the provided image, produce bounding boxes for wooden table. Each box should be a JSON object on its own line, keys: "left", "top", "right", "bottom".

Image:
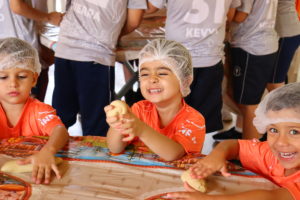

{"left": 0, "top": 136, "right": 278, "bottom": 200}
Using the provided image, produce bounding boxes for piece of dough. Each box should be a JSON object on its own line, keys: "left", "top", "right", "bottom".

{"left": 107, "top": 100, "right": 128, "bottom": 117}
{"left": 181, "top": 169, "right": 207, "bottom": 193}
{"left": 1, "top": 157, "right": 63, "bottom": 173}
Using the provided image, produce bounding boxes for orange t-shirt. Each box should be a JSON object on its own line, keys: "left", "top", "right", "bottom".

{"left": 131, "top": 100, "right": 206, "bottom": 153}
{"left": 239, "top": 139, "right": 300, "bottom": 199}
{"left": 0, "top": 97, "right": 64, "bottom": 139}
{"left": 297, "top": 0, "right": 300, "bottom": 19}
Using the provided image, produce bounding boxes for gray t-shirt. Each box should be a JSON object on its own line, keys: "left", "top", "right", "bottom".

{"left": 150, "top": 0, "right": 241, "bottom": 68}
{"left": 55, "top": 0, "right": 147, "bottom": 66}
{"left": 275, "top": 0, "right": 300, "bottom": 37}
{"left": 0, "top": 0, "right": 47, "bottom": 49}
{"left": 230, "top": 0, "right": 279, "bottom": 55}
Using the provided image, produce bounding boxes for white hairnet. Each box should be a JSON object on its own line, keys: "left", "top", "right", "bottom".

{"left": 253, "top": 82, "right": 300, "bottom": 133}
{"left": 138, "top": 39, "right": 193, "bottom": 97}
{"left": 0, "top": 37, "right": 41, "bottom": 74}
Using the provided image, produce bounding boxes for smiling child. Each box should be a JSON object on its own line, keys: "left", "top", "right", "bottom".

{"left": 106, "top": 39, "right": 206, "bottom": 161}
{"left": 168, "top": 82, "right": 300, "bottom": 200}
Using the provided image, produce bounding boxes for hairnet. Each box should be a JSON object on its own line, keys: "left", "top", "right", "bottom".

{"left": 253, "top": 82, "right": 300, "bottom": 133}
{"left": 138, "top": 39, "right": 193, "bottom": 97}
{"left": 0, "top": 37, "right": 41, "bottom": 74}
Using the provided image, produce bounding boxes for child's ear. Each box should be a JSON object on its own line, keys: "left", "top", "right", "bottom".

{"left": 187, "top": 75, "right": 193, "bottom": 86}
{"left": 32, "top": 72, "right": 39, "bottom": 87}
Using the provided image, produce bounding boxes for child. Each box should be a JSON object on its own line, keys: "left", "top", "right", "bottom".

{"left": 0, "top": 38, "right": 69, "bottom": 185}
{"left": 53, "top": 0, "right": 148, "bottom": 136}
{"left": 168, "top": 82, "right": 300, "bottom": 199}
{"left": 298, "top": 0, "right": 300, "bottom": 18}
{"left": 106, "top": 39, "right": 205, "bottom": 161}
{"left": 147, "top": 0, "right": 241, "bottom": 134}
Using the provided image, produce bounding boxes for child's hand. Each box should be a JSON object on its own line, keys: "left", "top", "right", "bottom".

{"left": 48, "top": 12, "right": 63, "bottom": 26}
{"left": 166, "top": 182, "right": 210, "bottom": 200}
{"left": 189, "top": 154, "right": 231, "bottom": 179}
{"left": 105, "top": 104, "right": 137, "bottom": 142}
{"left": 118, "top": 112, "right": 145, "bottom": 142}
{"left": 166, "top": 191, "right": 209, "bottom": 200}
{"left": 19, "top": 149, "right": 61, "bottom": 184}
{"left": 104, "top": 105, "right": 124, "bottom": 130}
{"left": 167, "top": 190, "right": 209, "bottom": 200}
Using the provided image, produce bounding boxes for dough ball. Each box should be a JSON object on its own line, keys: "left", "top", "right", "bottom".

{"left": 181, "top": 169, "right": 207, "bottom": 193}
{"left": 107, "top": 100, "right": 128, "bottom": 117}
{"left": 1, "top": 157, "right": 63, "bottom": 173}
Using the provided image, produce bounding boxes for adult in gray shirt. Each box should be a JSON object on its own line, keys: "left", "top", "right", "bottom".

{"left": 53, "top": 0, "right": 148, "bottom": 136}
{"left": 267, "top": 0, "right": 300, "bottom": 91}
{"left": 228, "top": 0, "right": 279, "bottom": 139}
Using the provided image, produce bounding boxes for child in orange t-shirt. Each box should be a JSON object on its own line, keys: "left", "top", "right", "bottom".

{"left": 0, "top": 38, "right": 69, "bottom": 184}
{"left": 106, "top": 39, "right": 205, "bottom": 161}
{"left": 168, "top": 82, "right": 300, "bottom": 200}
{"left": 297, "top": 0, "right": 300, "bottom": 19}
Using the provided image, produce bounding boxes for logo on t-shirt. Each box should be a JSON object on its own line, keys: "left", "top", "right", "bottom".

{"left": 183, "top": 0, "right": 226, "bottom": 38}
{"left": 73, "top": 2, "right": 100, "bottom": 22}
{"left": 179, "top": 127, "right": 192, "bottom": 137}
{"left": 38, "top": 114, "right": 57, "bottom": 126}
{"left": 183, "top": 0, "right": 209, "bottom": 24}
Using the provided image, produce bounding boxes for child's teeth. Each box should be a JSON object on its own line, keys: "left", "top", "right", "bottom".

{"left": 149, "top": 89, "right": 161, "bottom": 93}
{"left": 280, "top": 152, "right": 295, "bottom": 158}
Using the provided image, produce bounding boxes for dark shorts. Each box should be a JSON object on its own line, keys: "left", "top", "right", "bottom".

{"left": 269, "top": 34, "right": 300, "bottom": 83}
{"left": 231, "top": 48, "right": 277, "bottom": 105}
{"left": 52, "top": 57, "right": 115, "bottom": 136}
{"left": 185, "top": 61, "right": 224, "bottom": 133}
